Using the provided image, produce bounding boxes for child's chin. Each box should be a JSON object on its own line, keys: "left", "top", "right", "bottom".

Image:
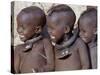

{"left": 82, "top": 38, "right": 89, "bottom": 43}
{"left": 20, "top": 37, "right": 27, "bottom": 42}
{"left": 51, "top": 39, "right": 57, "bottom": 43}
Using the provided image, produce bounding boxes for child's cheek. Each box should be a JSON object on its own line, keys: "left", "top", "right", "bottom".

{"left": 24, "top": 29, "right": 32, "bottom": 39}
{"left": 55, "top": 29, "right": 64, "bottom": 40}
{"left": 79, "top": 32, "right": 87, "bottom": 42}
{"left": 83, "top": 33, "right": 91, "bottom": 43}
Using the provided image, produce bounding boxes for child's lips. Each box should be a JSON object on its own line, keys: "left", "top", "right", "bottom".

{"left": 50, "top": 35, "right": 55, "bottom": 40}
{"left": 50, "top": 35, "right": 56, "bottom": 46}
{"left": 81, "top": 36, "right": 88, "bottom": 41}
{"left": 19, "top": 35, "right": 25, "bottom": 38}
{"left": 50, "top": 35, "right": 56, "bottom": 41}
{"left": 19, "top": 35, "right": 26, "bottom": 41}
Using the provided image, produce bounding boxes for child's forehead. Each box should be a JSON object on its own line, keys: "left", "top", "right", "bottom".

{"left": 50, "top": 12, "right": 71, "bottom": 20}
{"left": 52, "top": 11, "right": 72, "bottom": 16}
{"left": 79, "top": 9, "right": 97, "bottom": 27}
{"left": 79, "top": 18, "right": 95, "bottom": 30}
{"left": 80, "top": 16, "right": 94, "bottom": 26}
{"left": 49, "top": 12, "right": 73, "bottom": 24}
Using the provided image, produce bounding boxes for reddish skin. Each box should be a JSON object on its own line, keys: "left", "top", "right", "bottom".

{"left": 47, "top": 12, "right": 72, "bottom": 43}
{"left": 79, "top": 17, "right": 96, "bottom": 44}
{"left": 14, "top": 11, "right": 54, "bottom": 73}
{"left": 14, "top": 38, "right": 54, "bottom": 73}
{"left": 79, "top": 15, "right": 97, "bottom": 69}
{"left": 47, "top": 12, "right": 90, "bottom": 71}
{"left": 17, "top": 12, "right": 41, "bottom": 42}
{"left": 54, "top": 38, "right": 90, "bottom": 70}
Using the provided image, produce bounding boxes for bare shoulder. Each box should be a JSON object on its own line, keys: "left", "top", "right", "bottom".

{"left": 42, "top": 37, "right": 53, "bottom": 49}
{"left": 42, "top": 38, "right": 51, "bottom": 45}
{"left": 75, "top": 37, "right": 87, "bottom": 48}
{"left": 14, "top": 44, "right": 26, "bottom": 53}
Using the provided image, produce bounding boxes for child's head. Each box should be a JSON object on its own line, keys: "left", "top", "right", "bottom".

{"left": 47, "top": 4, "right": 76, "bottom": 43}
{"left": 17, "top": 6, "right": 46, "bottom": 42}
{"left": 87, "top": 6, "right": 97, "bottom": 10}
{"left": 78, "top": 8, "right": 97, "bottom": 43}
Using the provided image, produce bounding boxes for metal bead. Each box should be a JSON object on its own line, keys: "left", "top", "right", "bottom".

{"left": 25, "top": 45, "right": 31, "bottom": 49}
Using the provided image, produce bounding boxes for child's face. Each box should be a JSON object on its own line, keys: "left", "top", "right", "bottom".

{"left": 79, "top": 18, "right": 96, "bottom": 43}
{"left": 17, "top": 13, "right": 37, "bottom": 42}
{"left": 47, "top": 12, "right": 70, "bottom": 43}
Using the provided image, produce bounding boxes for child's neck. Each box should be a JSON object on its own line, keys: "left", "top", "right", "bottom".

{"left": 58, "top": 32, "right": 72, "bottom": 44}
{"left": 23, "top": 34, "right": 43, "bottom": 52}
{"left": 64, "top": 32, "right": 72, "bottom": 41}
{"left": 88, "top": 34, "right": 97, "bottom": 48}
{"left": 25, "top": 34, "right": 42, "bottom": 44}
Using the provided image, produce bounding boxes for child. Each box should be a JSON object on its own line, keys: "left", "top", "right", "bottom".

{"left": 14, "top": 6, "right": 54, "bottom": 73}
{"left": 78, "top": 8, "right": 97, "bottom": 69}
{"left": 47, "top": 4, "right": 90, "bottom": 71}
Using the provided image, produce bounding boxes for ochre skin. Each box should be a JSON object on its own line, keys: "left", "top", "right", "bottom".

{"left": 78, "top": 9, "right": 97, "bottom": 69}
{"left": 54, "top": 38, "right": 89, "bottom": 70}
{"left": 14, "top": 6, "right": 54, "bottom": 73}
{"left": 47, "top": 5, "right": 90, "bottom": 71}
{"left": 14, "top": 38, "right": 54, "bottom": 73}
{"left": 79, "top": 9, "right": 97, "bottom": 44}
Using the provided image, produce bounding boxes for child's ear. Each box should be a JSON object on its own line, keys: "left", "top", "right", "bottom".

{"left": 64, "top": 26, "right": 70, "bottom": 34}
{"left": 35, "top": 26, "right": 42, "bottom": 33}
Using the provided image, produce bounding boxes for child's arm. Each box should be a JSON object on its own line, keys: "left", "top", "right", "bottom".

{"left": 41, "top": 38, "right": 55, "bottom": 72}
{"left": 77, "top": 38, "right": 90, "bottom": 69}
{"left": 14, "top": 45, "right": 21, "bottom": 73}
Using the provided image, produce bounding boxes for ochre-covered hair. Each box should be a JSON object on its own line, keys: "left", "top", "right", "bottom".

{"left": 78, "top": 8, "right": 97, "bottom": 28}
{"left": 17, "top": 6, "right": 46, "bottom": 28}
{"left": 47, "top": 4, "right": 76, "bottom": 31}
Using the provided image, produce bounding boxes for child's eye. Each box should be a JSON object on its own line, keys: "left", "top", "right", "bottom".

{"left": 21, "top": 25, "right": 25, "bottom": 30}
{"left": 81, "top": 30, "right": 86, "bottom": 34}
{"left": 48, "top": 27, "right": 54, "bottom": 33}
{"left": 48, "top": 26, "right": 54, "bottom": 30}
{"left": 83, "top": 30, "right": 86, "bottom": 33}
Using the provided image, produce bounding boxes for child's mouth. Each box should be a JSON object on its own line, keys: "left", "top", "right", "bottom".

{"left": 19, "top": 35, "right": 25, "bottom": 38}
{"left": 50, "top": 35, "right": 56, "bottom": 40}
{"left": 81, "top": 36, "right": 88, "bottom": 42}
{"left": 19, "top": 35, "right": 26, "bottom": 41}
{"left": 50, "top": 35, "right": 55, "bottom": 39}
{"left": 50, "top": 35, "right": 56, "bottom": 41}
{"left": 50, "top": 35, "right": 56, "bottom": 46}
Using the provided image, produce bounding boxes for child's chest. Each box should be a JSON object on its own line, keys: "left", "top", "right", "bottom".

{"left": 54, "top": 44, "right": 81, "bottom": 69}
{"left": 19, "top": 42, "right": 46, "bottom": 73}
{"left": 22, "top": 41, "right": 45, "bottom": 57}
{"left": 54, "top": 43, "right": 78, "bottom": 59}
